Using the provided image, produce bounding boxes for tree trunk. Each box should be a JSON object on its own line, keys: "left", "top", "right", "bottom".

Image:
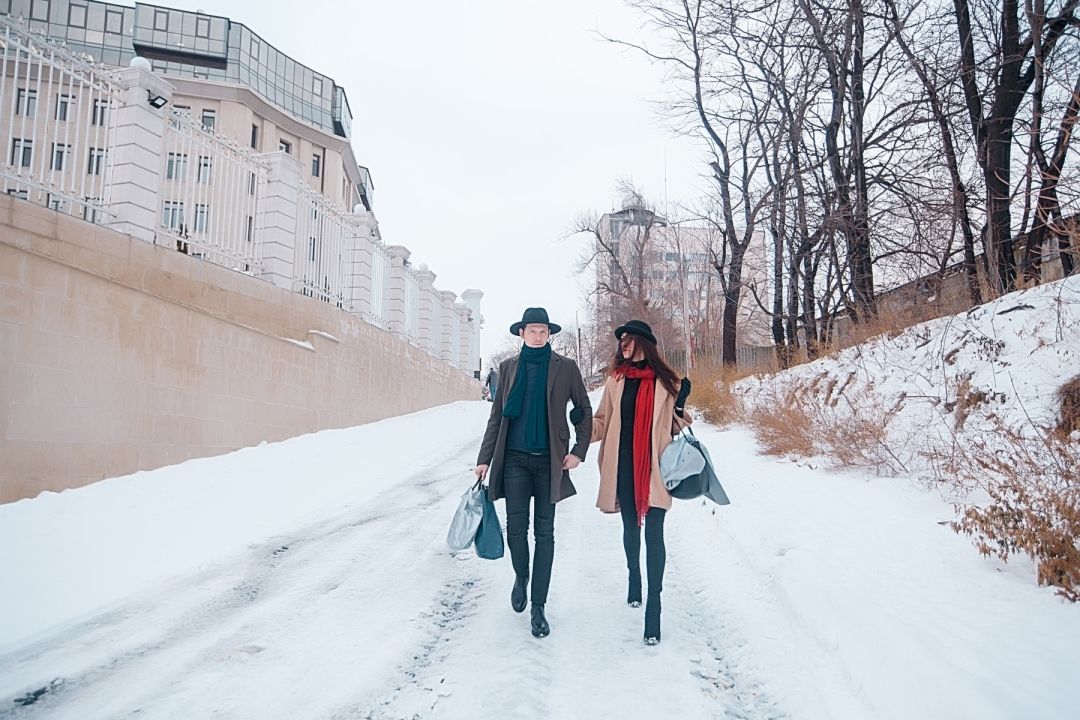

{"left": 723, "top": 241, "right": 748, "bottom": 366}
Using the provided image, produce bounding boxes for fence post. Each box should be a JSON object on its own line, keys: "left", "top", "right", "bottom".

{"left": 455, "top": 302, "right": 474, "bottom": 372}
{"left": 346, "top": 212, "right": 376, "bottom": 318}
{"left": 385, "top": 245, "right": 410, "bottom": 338}
{"left": 107, "top": 63, "right": 172, "bottom": 243}
{"left": 437, "top": 290, "right": 458, "bottom": 365}
{"left": 460, "top": 289, "right": 483, "bottom": 373}
{"left": 414, "top": 266, "right": 438, "bottom": 356}
{"left": 260, "top": 151, "right": 301, "bottom": 291}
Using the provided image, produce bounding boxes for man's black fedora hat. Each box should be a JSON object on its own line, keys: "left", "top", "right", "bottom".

{"left": 614, "top": 319, "right": 657, "bottom": 346}
{"left": 510, "top": 307, "right": 562, "bottom": 336}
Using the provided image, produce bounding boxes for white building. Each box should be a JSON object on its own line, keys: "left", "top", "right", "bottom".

{"left": 0, "top": 2, "right": 482, "bottom": 372}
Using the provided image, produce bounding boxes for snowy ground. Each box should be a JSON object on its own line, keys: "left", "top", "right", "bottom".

{"left": 1, "top": 400, "right": 1078, "bottom": 719}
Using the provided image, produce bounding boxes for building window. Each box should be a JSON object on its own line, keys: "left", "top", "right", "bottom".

{"left": 51, "top": 143, "right": 70, "bottom": 171}
{"left": 279, "top": 139, "right": 292, "bottom": 155}
{"left": 248, "top": 172, "right": 256, "bottom": 195}
{"left": 200, "top": 109, "right": 216, "bottom": 131}
{"left": 195, "top": 16, "right": 210, "bottom": 38}
{"left": 313, "top": 77, "right": 323, "bottom": 96}
{"left": 83, "top": 201, "right": 99, "bottom": 223}
{"left": 173, "top": 104, "right": 190, "bottom": 116}
{"left": 105, "top": 9, "right": 122, "bottom": 34}
{"left": 195, "top": 204, "right": 210, "bottom": 232}
{"left": 154, "top": 9, "right": 169, "bottom": 31}
{"left": 166, "top": 152, "right": 187, "bottom": 180}
{"left": 10, "top": 139, "right": 32, "bottom": 168}
{"left": 250, "top": 124, "right": 259, "bottom": 149}
{"left": 7, "top": 189, "right": 29, "bottom": 200}
{"left": 246, "top": 216, "right": 254, "bottom": 243}
{"left": 249, "top": 36, "right": 260, "bottom": 60}
{"left": 197, "top": 156, "right": 212, "bottom": 184}
{"left": 312, "top": 154, "right": 321, "bottom": 178}
{"left": 47, "top": 194, "right": 64, "bottom": 212}
{"left": 16, "top": 89, "right": 37, "bottom": 117}
{"left": 68, "top": 2, "right": 87, "bottom": 27}
{"left": 91, "top": 99, "right": 108, "bottom": 126}
{"left": 161, "top": 201, "right": 184, "bottom": 230}
{"left": 30, "top": 0, "right": 49, "bottom": 22}
{"left": 56, "top": 93, "right": 74, "bottom": 121}
{"left": 309, "top": 237, "right": 316, "bottom": 262}
{"left": 87, "top": 147, "right": 105, "bottom": 176}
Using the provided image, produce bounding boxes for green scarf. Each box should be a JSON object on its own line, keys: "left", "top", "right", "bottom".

{"left": 502, "top": 343, "right": 551, "bottom": 448}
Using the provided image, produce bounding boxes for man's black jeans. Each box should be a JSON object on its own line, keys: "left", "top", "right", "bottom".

{"left": 503, "top": 450, "right": 556, "bottom": 605}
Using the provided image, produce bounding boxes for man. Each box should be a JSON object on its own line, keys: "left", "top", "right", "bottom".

{"left": 485, "top": 364, "right": 499, "bottom": 402}
{"left": 475, "top": 307, "right": 592, "bottom": 638}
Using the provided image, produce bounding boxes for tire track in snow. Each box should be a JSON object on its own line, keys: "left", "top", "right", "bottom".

{"left": 0, "top": 440, "right": 481, "bottom": 719}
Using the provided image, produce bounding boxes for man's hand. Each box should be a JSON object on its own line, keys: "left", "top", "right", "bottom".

{"left": 474, "top": 464, "right": 489, "bottom": 480}
{"left": 562, "top": 455, "right": 581, "bottom": 470}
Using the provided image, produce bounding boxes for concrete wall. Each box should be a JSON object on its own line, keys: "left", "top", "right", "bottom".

{"left": 0, "top": 196, "right": 479, "bottom": 503}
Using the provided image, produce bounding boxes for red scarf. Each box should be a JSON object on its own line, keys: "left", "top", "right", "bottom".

{"left": 619, "top": 366, "right": 656, "bottom": 526}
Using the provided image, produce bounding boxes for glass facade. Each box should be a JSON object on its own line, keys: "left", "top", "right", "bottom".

{"left": 3, "top": 0, "right": 355, "bottom": 142}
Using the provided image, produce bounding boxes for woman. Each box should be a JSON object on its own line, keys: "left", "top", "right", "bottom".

{"left": 588, "top": 320, "right": 690, "bottom": 645}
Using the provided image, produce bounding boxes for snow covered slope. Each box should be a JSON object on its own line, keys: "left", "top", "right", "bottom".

{"left": 735, "top": 275, "right": 1080, "bottom": 477}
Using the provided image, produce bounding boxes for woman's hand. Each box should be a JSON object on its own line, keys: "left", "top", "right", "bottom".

{"left": 675, "top": 377, "right": 691, "bottom": 416}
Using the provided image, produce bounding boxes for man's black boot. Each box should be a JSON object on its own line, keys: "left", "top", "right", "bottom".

{"left": 530, "top": 603, "right": 550, "bottom": 638}
{"left": 511, "top": 575, "right": 528, "bottom": 613}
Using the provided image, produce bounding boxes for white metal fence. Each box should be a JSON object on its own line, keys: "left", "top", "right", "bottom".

{"left": 0, "top": 15, "right": 120, "bottom": 222}
{"left": 367, "top": 241, "right": 390, "bottom": 328}
{"left": 160, "top": 109, "right": 268, "bottom": 272}
{"left": 293, "top": 182, "right": 350, "bottom": 307}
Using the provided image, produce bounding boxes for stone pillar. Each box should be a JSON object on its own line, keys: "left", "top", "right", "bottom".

{"left": 346, "top": 211, "right": 377, "bottom": 317}
{"left": 259, "top": 152, "right": 301, "bottom": 291}
{"left": 460, "top": 289, "right": 484, "bottom": 374}
{"left": 414, "top": 265, "right": 438, "bottom": 355}
{"left": 106, "top": 62, "right": 173, "bottom": 243}
{"left": 437, "top": 290, "right": 458, "bottom": 364}
{"left": 385, "top": 245, "right": 410, "bottom": 337}
{"left": 455, "top": 303, "right": 475, "bottom": 373}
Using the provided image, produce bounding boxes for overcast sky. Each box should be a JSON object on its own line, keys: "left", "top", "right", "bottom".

{"left": 205, "top": 0, "right": 709, "bottom": 363}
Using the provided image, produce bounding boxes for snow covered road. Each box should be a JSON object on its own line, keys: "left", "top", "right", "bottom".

{"left": 1, "top": 400, "right": 1076, "bottom": 719}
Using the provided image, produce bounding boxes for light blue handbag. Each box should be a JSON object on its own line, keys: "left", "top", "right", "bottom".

{"left": 660, "top": 428, "right": 731, "bottom": 505}
{"left": 446, "top": 480, "right": 485, "bottom": 550}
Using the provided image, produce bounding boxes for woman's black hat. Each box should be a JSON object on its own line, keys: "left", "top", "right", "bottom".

{"left": 614, "top": 319, "right": 657, "bottom": 345}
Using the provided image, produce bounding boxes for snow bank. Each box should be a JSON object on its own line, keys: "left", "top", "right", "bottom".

{"left": 734, "top": 275, "right": 1080, "bottom": 478}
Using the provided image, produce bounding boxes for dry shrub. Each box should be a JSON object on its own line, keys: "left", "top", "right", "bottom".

{"left": 936, "top": 417, "right": 1080, "bottom": 601}
{"left": 820, "top": 407, "right": 907, "bottom": 472}
{"left": 1056, "top": 374, "right": 1080, "bottom": 437}
{"left": 820, "top": 302, "right": 956, "bottom": 360}
{"left": 691, "top": 361, "right": 756, "bottom": 426}
{"left": 747, "top": 392, "right": 817, "bottom": 457}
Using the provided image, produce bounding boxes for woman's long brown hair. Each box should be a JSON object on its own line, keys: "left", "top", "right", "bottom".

{"left": 611, "top": 333, "right": 680, "bottom": 397}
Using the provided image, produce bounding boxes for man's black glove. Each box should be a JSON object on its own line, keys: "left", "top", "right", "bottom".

{"left": 569, "top": 406, "right": 584, "bottom": 425}
{"left": 675, "top": 377, "right": 691, "bottom": 416}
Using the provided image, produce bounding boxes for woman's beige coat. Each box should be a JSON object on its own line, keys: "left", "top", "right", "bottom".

{"left": 590, "top": 375, "right": 691, "bottom": 513}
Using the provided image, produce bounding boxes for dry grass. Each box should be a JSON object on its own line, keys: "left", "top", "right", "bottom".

{"left": 690, "top": 361, "right": 756, "bottom": 426}
{"left": 1055, "top": 374, "right": 1080, "bottom": 437}
{"left": 734, "top": 379, "right": 908, "bottom": 473}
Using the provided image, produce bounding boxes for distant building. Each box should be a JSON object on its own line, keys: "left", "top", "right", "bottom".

{"left": 591, "top": 193, "right": 772, "bottom": 367}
